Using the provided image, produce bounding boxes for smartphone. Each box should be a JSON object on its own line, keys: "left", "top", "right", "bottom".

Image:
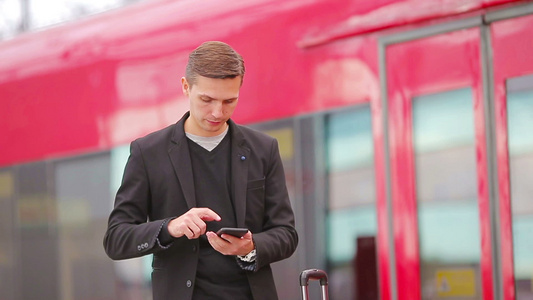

{"left": 216, "top": 227, "right": 248, "bottom": 238}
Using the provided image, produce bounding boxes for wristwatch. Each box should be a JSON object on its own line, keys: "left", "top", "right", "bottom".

{"left": 238, "top": 249, "right": 256, "bottom": 262}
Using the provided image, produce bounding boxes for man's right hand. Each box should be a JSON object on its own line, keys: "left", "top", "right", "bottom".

{"left": 167, "top": 207, "right": 221, "bottom": 239}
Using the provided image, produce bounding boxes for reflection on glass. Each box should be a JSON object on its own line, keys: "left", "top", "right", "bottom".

{"left": 29, "top": 0, "right": 143, "bottom": 29}
{"left": 2, "top": 150, "right": 159, "bottom": 300}
{"left": 326, "top": 106, "right": 378, "bottom": 300}
{"left": 507, "top": 74, "right": 533, "bottom": 300}
{"left": 252, "top": 120, "right": 301, "bottom": 300}
{"left": 413, "top": 88, "right": 482, "bottom": 300}
{"left": 110, "top": 145, "right": 153, "bottom": 298}
{"left": 0, "top": 169, "right": 15, "bottom": 299}
{"left": 55, "top": 154, "right": 115, "bottom": 299}
{"left": 0, "top": 0, "right": 144, "bottom": 39}
{"left": 252, "top": 121, "right": 297, "bottom": 211}
{"left": 17, "top": 162, "right": 59, "bottom": 299}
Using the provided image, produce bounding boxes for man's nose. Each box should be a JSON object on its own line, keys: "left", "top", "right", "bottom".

{"left": 212, "top": 102, "right": 223, "bottom": 118}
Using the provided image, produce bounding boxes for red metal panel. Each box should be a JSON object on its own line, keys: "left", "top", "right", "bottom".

{"left": 386, "top": 28, "right": 493, "bottom": 300}
{"left": 299, "top": 0, "right": 524, "bottom": 48}
{"left": 0, "top": 0, "right": 376, "bottom": 166}
{"left": 491, "top": 13, "right": 533, "bottom": 300}
{"left": 387, "top": 44, "right": 419, "bottom": 299}
{"left": 0, "top": 0, "right": 527, "bottom": 166}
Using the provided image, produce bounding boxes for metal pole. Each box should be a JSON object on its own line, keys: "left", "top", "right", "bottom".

{"left": 301, "top": 286, "right": 309, "bottom": 300}
{"left": 19, "top": 0, "right": 30, "bottom": 32}
{"left": 321, "top": 285, "right": 329, "bottom": 299}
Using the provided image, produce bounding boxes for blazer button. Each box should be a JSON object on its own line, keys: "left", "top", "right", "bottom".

{"left": 192, "top": 245, "right": 197, "bottom": 252}
{"left": 186, "top": 280, "right": 192, "bottom": 288}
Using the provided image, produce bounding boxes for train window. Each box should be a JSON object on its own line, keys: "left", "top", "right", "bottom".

{"left": 251, "top": 120, "right": 297, "bottom": 215}
{"left": 325, "top": 105, "right": 378, "bottom": 300}
{"left": 16, "top": 162, "right": 59, "bottom": 299}
{"left": 109, "top": 145, "right": 153, "bottom": 296}
{"left": 506, "top": 74, "right": 533, "bottom": 299}
{"left": 0, "top": 169, "right": 15, "bottom": 299}
{"left": 412, "top": 88, "right": 482, "bottom": 299}
{"left": 250, "top": 120, "right": 301, "bottom": 300}
{"left": 54, "top": 153, "right": 116, "bottom": 299}
{"left": 17, "top": 162, "right": 58, "bottom": 298}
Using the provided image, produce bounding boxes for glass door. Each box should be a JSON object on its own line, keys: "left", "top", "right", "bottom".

{"left": 385, "top": 27, "right": 493, "bottom": 300}
{"left": 490, "top": 12, "right": 533, "bottom": 300}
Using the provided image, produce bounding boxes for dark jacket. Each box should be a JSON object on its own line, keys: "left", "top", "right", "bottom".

{"left": 103, "top": 112, "right": 298, "bottom": 300}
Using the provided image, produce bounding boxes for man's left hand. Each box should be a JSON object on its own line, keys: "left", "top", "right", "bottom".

{"left": 206, "top": 230, "right": 254, "bottom": 256}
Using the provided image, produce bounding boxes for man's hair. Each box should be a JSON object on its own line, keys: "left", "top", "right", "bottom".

{"left": 185, "top": 41, "right": 245, "bottom": 86}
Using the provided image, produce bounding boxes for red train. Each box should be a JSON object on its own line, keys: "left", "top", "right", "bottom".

{"left": 1, "top": 0, "right": 533, "bottom": 299}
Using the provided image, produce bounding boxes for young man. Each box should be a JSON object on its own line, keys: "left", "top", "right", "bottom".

{"left": 103, "top": 41, "right": 298, "bottom": 300}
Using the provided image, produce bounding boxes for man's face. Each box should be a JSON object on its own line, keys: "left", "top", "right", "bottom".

{"left": 182, "top": 75, "right": 241, "bottom": 137}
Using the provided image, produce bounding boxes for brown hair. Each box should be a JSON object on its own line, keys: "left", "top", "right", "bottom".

{"left": 185, "top": 41, "right": 245, "bottom": 86}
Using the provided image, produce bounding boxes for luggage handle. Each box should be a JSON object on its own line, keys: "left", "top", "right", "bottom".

{"left": 299, "top": 269, "right": 329, "bottom": 300}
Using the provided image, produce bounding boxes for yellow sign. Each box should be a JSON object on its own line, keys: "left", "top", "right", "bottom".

{"left": 436, "top": 268, "right": 476, "bottom": 297}
{"left": 265, "top": 128, "right": 294, "bottom": 160}
{"left": 0, "top": 171, "right": 14, "bottom": 199}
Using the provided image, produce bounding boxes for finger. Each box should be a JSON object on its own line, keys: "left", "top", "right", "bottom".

{"left": 219, "top": 234, "right": 241, "bottom": 243}
{"left": 195, "top": 208, "right": 221, "bottom": 222}
{"left": 242, "top": 231, "right": 252, "bottom": 240}
{"left": 188, "top": 214, "right": 207, "bottom": 234}
{"left": 188, "top": 222, "right": 204, "bottom": 238}
{"left": 172, "top": 210, "right": 210, "bottom": 239}
{"left": 206, "top": 231, "right": 229, "bottom": 253}
{"left": 180, "top": 211, "right": 207, "bottom": 235}
{"left": 221, "top": 231, "right": 252, "bottom": 243}
{"left": 182, "top": 226, "right": 196, "bottom": 239}
{"left": 179, "top": 216, "right": 204, "bottom": 239}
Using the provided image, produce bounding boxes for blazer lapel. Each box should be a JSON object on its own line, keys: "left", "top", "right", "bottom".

{"left": 168, "top": 113, "right": 196, "bottom": 209}
{"left": 230, "top": 121, "right": 250, "bottom": 227}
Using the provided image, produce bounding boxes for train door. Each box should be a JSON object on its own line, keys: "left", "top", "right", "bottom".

{"left": 384, "top": 24, "right": 491, "bottom": 300}
{"left": 381, "top": 5, "right": 533, "bottom": 300}
{"left": 489, "top": 10, "right": 533, "bottom": 300}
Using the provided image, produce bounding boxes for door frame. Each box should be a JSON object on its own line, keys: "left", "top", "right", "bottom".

{"left": 484, "top": 4, "right": 533, "bottom": 300}
{"left": 377, "top": 2, "right": 533, "bottom": 298}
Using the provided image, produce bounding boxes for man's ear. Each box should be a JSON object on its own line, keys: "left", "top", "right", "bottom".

{"left": 181, "top": 77, "right": 190, "bottom": 96}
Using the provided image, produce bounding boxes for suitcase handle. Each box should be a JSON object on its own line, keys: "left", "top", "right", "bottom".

{"left": 300, "top": 269, "right": 328, "bottom": 286}
{"left": 299, "top": 269, "right": 329, "bottom": 300}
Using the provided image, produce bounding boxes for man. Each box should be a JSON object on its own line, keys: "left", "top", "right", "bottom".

{"left": 103, "top": 41, "right": 298, "bottom": 300}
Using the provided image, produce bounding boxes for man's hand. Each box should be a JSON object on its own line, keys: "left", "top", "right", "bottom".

{"left": 206, "top": 230, "right": 254, "bottom": 256}
{"left": 167, "top": 207, "right": 221, "bottom": 239}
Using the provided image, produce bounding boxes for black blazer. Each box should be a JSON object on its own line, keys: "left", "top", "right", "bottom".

{"left": 104, "top": 112, "right": 298, "bottom": 300}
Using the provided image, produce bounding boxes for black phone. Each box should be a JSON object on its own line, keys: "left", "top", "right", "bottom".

{"left": 216, "top": 227, "right": 248, "bottom": 238}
